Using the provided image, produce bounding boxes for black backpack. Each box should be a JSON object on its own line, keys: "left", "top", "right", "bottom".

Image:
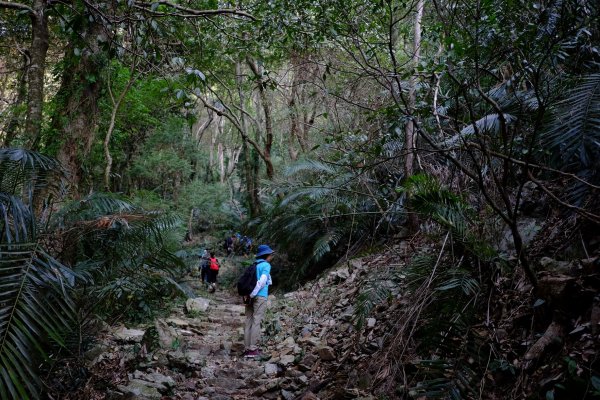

{"left": 237, "top": 261, "right": 262, "bottom": 296}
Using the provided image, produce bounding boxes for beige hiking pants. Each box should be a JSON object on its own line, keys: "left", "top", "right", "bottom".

{"left": 244, "top": 296, "right": 267, "bottom": 350}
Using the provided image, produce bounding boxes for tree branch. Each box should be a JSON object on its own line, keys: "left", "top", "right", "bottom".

{"left": 134, "top": 1, "right": 255, "bottom": 20}
{"left": 0, "top": 1, "right": 33, "bottom": 13}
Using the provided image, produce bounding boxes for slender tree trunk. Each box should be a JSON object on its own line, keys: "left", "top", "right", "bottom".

{"left": 404, "top": 0, "right": 424, "bottom": 178}
{"left": 218, "top": 142, "right": 225, "bottom": 183}
{"left": 226, "top": 146, "right": 241, "bottom": 177}
{"left": 24, "top": 0, "right": 49, "bottom": 149}
{"left": 247, "top": 57, "right": 274, "bottom": 179}
{"left": 104, "top": 67, "right": 135, "bottom": 191}
{"left": 288, "top": 77, "right": 300, "bottom": 161}
{"left": 236, "top": 61, "right": 261, "bottom": 216}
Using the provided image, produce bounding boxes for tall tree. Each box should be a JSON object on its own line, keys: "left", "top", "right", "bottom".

{"left": 0, "top": 0, "right": 49, "bottom": 147}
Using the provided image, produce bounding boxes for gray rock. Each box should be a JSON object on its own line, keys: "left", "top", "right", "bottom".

{"left": 155, "top": 319, "right": 179, "bottom": 349}
{"left": 84, "top": 343, "right": 108, "bottom": 364}
{"left": 113, "top": 327, "right": 145, "bottom": 343}
{"left": 186, "top": 297, "right": 210, "bottom": 314}
{"left": 498, "top": 218, "right": 541, "bottom": 254}
{"left": 265, "top": 363, "right": 279, "bottom": 376}
{"left": 280, "top": 354, "right": 296, "bottom": 366}
{"left": 117, "top": 379, "right": 162, "bottom": 399}
{"left": 281, "top": 389, "right": 295, "bottom": 400}
{"left": 539, "top": 257, "right": 572, "bottom": 272}
{"left": 166, "top": 317, "right": 190, "bottom": 327}
{"left": 329, "top": 268, "right": 350, "bottom": 283}
{"left": 132, "top": 370, "right": 175, "bottom": 389}
{"left": 349, "top": 259, "right": 363, "bottom": 271}
{"left": 367, "top": 318, "right": 376, "bottom": 328}
{"left": 205, "top": 377, "right": 246, "bottom": 391}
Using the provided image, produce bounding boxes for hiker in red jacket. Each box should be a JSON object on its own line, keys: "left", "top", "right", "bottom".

{"left": 208, "top": 252, "right": 220, "bottom": 292}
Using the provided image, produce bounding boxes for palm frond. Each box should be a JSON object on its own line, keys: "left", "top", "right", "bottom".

{"left": 280, "top": 186, "right": 335, "bottom": 206}
{"left": 0, "top": 243, "right": 78, "bottom": 400}
{"left": 0, "top": 148, "right": 65, "bottom": 199}
{"left": 284, "top": 159, "right": 337, "bottom": 176}
{"left": 403, "top": 174, "right": 472, "bottom": 239}
{"left": 541, "top": 73, "right": 600, "bottom": 170}
{"left": 310, "top": 230, "right": 342, "bottom": 263}
{"left": 52, "top": 192, "right": 136, "bottom": 227}
{"left": 436, "top": 271, "right": 480, "bottom": 296}
{"left": 0, "top": 193, "right": 35, "bottom": 243}
{"left": 411, "top": 359, "right": 478, "bottom": 400}
{"left": 441, "top": 113, "right": 517, "bottom": 147}
{"left": 354, "top": 279, "right": 392, "bottom": 330}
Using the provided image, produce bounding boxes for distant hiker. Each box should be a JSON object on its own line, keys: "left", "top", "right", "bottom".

{"left": 243, "top": 244, "right": 274, "bottom": 358}
{"left": 225, "top": 235, "right": 235, "bottom": 256}
{"left": 242, "top": 236, "right": 252, "bottom": 256}
{"left": 200, "top": 249, "right": 210, "bottom": 286}
{"left": 208, "top": 251, "right": 220, "bottom": 292}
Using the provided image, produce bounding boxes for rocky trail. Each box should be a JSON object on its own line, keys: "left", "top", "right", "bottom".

{"left": 92, "top": 258, "right": 317, "bottom": 400}
{"left": 82, "top": 250, "right": 417, "bottom": 400}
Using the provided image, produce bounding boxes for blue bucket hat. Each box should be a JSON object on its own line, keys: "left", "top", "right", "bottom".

{"left": 256, "top": 244, "right": 275, "bottom": 257}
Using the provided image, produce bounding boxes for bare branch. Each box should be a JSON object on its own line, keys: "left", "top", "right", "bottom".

{"left": 134, "top": 1, "right": 255, "bottom": 20}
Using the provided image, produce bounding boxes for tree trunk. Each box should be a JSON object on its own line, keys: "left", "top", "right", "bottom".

{"left": 218, "top": 142, "right": 225, "bottom": 183}
{"left": 226, "top": 146, "right": 241, "bottom": 178}
{"left": 104, "top": 65, "right": 136, "bottom": 191}
{"left": 236, "top": 61, "right": 261, "bottom": 216}
{"left": 247, "top": 57, "right": 274, "bottom": 179}
{"left": 51, "top": 13, "right": 108, "bottom": 193}
{"left": 288, "top": 78, "right": 300, "bottom": 161}
{"left": 404, "top": 0, "right": 424, "bottom": 179}
{"left": 24, "top": 0, "right": 49, "bottom": 149}
{"left": 2, "top": 52, "right": 29, "bottom": 146}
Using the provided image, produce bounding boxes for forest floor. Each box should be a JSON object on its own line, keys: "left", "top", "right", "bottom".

{"left": 70, "top": 241, "right": 600, "bottom": 400}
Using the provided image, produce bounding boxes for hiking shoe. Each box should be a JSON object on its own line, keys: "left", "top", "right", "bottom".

{"left": 243, "top": 349, "right": 260, "bottom": 358}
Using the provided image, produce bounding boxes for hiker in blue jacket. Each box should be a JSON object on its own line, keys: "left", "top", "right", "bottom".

{"left": 243, "top": 244, "right": 274, "bottom": 358}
